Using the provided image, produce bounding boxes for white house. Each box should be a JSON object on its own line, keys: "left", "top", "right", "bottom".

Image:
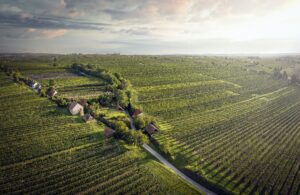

{"left": 68, "top": 102, "right": 84, "bottom": 115}
{"left": 30, "top": 82, "right": 38, "bottom": 89}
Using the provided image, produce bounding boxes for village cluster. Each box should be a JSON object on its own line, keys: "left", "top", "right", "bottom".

{"left": 25, "top": 69, "right": 158, "bottom": 143}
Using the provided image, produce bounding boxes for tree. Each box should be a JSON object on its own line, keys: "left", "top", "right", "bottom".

{"left": 116, "top": 90, "right": 129, "bottom": 108}
{"left": 98, "top": 92, "right": 114, "bottom": 106}
{"left": 134, "top": 116, "right": 146, "bottom": 129}
{"left": 282, "top": 71, "right": 288, "bottom": 80}
{"left": 115, "top": 121, "right": 129, "bottom": 135}
{"left": 87, "top": 63, "right": 93, "bottom": 69}
{"left": 272, "top": 67, "right": 281, "bottom": 79}
{"left": 291, "top": 74, "right": 299, "bottom": 84}
{"left": 55, "top": 97, "right": 68, "bottom": 107}
{"left": 53, "top": 57, "right": 57, "bottom": 66}
{"left": 40, "top": 90, "right": 46, "bottom": 97}
{"left": 49, "top": 79, "right": 55, "bottom": 87}
{"left": 134, "top": 131, "right": 148, "bottom": 145}
{"left": 13, "top": 71, "right": 21, "bottom": 82}
{"left": 159, "top": 141, "right": 173, "bottom": 159}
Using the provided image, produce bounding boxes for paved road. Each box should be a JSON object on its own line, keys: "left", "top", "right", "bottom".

{"left": 142, "top": 144, "right": 216, "bottom": 195}
{"left": 125, "top": 111, "right": 137, "bottom": 130}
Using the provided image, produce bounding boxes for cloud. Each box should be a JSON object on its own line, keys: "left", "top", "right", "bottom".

{"left": 40, "top": 29, "right": 67, "bottom": 38}
{"left": 0, "top": 3, "right": 108, "bottom": 30}
{"left": 0, "top": 0, "right": 299, "bottom": 54}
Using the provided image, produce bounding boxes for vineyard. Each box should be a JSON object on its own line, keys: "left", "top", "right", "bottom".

{"left": 0, "top": 72, "right": 199, "bottom": 194}
{"left": 71, "top": 55, "right": 299, "bottom": 194}
{"left": 1, "top": 54, "right": 300, "bottom": 194}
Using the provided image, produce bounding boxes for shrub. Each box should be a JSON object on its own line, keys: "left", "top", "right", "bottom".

{"left": 55, "top": 97, "right": 69, "bottom": 107}
{"left": 134, "top": 116, "right": 146, "bottom": 130}
{"left": 99, "top": 92, "right": 114, "bottom": 106}
{"left": 49, "top": 79, "right": 55, "bottom": 87}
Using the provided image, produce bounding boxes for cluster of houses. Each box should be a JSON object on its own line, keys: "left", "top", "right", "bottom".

{"left": 25, "top": 78, "right": 158, "bottom": 141}
{"left": 27, "top": 81, "right": 59, "bottom": 97}
{"left": 103, "top": 108, "right": 158, "bottom": 138}
{"left": 132, "top": 108, "right": 158, "bottom": 135}
{"left": 29, "top": 81, "right": 42, "bottom": 93}
{"left": 103, "top": 123, "right": 157, "bottom": 138}
{"left": 68, "top": 99, "right": 95, "bottom": 123}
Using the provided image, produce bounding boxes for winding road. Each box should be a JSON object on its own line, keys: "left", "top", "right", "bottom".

{"left": 125, "top": 111, "right": 215, "bottom": 194}
{"left": 142, "top": 144, "right": 216, "bottom": 195}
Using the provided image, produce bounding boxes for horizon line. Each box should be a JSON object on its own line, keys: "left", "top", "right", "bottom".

{"left": 1, "top": 52, "right": 300, "bottom": 57}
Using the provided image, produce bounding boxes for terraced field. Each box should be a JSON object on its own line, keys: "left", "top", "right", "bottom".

{"left": 0, "top": 72, "right": 199, "bottom": 194}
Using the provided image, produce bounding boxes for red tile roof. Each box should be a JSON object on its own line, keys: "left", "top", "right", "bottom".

{"left": 78, "top": 99, "right": 88, "bottom": 106}
{"left": 144, "top": 123, "right": 158, "bottom": 135}
{"left": 82, "top": 113, "right": 94, "bottom": 122}
{"left": 104, "top": 127, "right": 115, "bottom": 138}
{"left": 133, "top": 109, "right": 142, "bottom": 117}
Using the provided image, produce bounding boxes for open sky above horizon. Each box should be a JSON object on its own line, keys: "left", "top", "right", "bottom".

{"left": 0, "top": 0, "right": 300, "bottom": 54}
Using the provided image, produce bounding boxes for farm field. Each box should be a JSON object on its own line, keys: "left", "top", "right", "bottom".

{"left": 0, "top": 72, "right": 200, "bottom": 194}
{"left": 59, "top": 54, "right": 300, "bottom": 194}
{"left": 1, "top": 60, "right": 106, "bottom": 99}
{"left": 1, "top": 54, "right": 300, "bottom": 194}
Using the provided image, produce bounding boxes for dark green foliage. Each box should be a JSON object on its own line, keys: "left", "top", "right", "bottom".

{"left": 71, "top": 63, "right": 135, "bottom": 108}
{"left": 113, "top": 120, "right": 148, "bottom": 145}
{"left": 282, "top": 71, "right": 288, "bottom": 80}
{"left": 291, "top": 74, "right": 299, "bottom": 84}
{"left": 115, "top": 89, "right": 129, "bottom": 108}
{"left": 272, "top": 67, "right": 282, "bottom": 79}
{"left": 98, "top": 92, "right": 114, "bottom": 106}
{"left": 49, "top": 79, "right": 55, "bottom": 87}
{"left": 53, "top": 96, "right": 69, "bottom": 107}
{"left": 272, "top": 68, "right": 288, "bottom": 81}
{"left": 134, "top": 116, "right": 146, "bottom": 129}
{"left": 40, "top": 90, "right": 46, "bottom": 97}
{"left": 13, "top": 71, "right": 20, "bottom": 82}
{"left": 157, "top": 141, "right": 173, "bottom": 160}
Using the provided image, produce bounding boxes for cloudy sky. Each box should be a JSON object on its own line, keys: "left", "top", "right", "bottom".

{"left": 0, "top": 0, "right": 300, "bottom": 54}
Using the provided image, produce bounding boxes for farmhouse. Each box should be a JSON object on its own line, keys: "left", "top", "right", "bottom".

{"left": 68, "top": 102, "right": 84, "bottom": 115}
{"left": 104, "top": 127, "right": 115, "bottom": 138}
{"left": 133, "top": 109, "right": 143, "bottom": 118}
{"left": 144, "top": 123, "right": 158, "bottom": 136}
{"left": 46, "top": 88, "right": 57, "bottom": 97}
{"left": 82, "top": 113, "right": 94, "bottom": 123}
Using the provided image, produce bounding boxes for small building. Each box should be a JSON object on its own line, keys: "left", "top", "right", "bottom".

{"left": 68, "top": 102, "right": 84, "bottom": 115}
{"left": 132, "top": 109, "right": 143, "bottom": 118}
{"left": 104, "top": 127, "right": 115, "bottom": 138}
{"left": 82, "top": 113, "right": 94, "bottom": 123}
{"left": 46, "top": 87, "right": 57, "bottom": 97}
{"left": 78, "top": 99, "right": 88, "bottom": 107}
{"left": 36, "top": 84, "right": 42, "bottom": 90}
{"left": 30, "top": 81, "right": 38, "bottom": 89}
{"left": 144, "top": 123, "right": 158, "bottom": 136}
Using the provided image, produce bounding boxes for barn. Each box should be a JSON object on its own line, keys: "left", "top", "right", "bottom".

{"left": 144, "top": 123, "right": 158, "bottom": 136}
{"left": 82, "top": 113, "right": 94, "bottom": 123}
{"left": 68, "top": 102, "right": 84, "bottom": 115}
